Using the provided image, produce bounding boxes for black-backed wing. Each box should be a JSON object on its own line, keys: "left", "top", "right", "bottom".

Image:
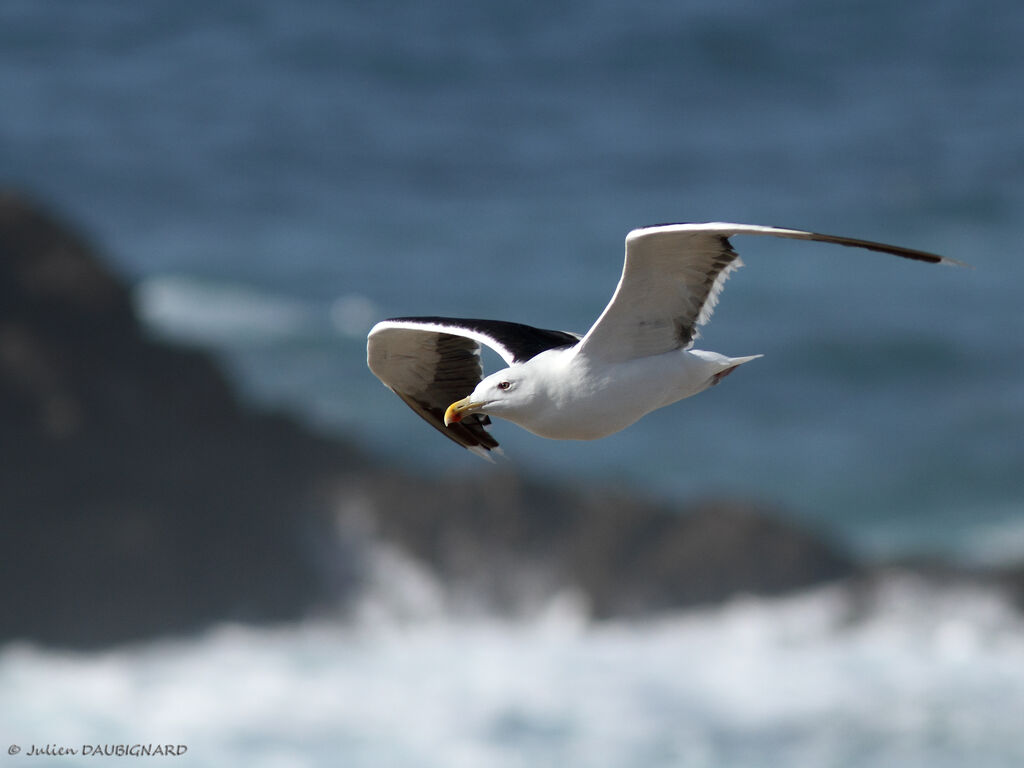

{"left": 367, "top": 317, "right": 580, "bottom": 456}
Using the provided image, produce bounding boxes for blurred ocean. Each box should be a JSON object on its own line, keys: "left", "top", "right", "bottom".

{"left": 5, "top": 575, "right": 1024, "bottom": 768}
{"left": 2, "top": 1, "right": 1023, "bottom": 765}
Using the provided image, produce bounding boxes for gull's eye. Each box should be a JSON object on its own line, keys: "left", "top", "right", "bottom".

{"left": 497, "top": 381, "right": 512, "bottom": 391}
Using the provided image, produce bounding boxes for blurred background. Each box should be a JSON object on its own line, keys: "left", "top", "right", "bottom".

{"left": 2, "top": 0, "right": 1023, "bottom": 766}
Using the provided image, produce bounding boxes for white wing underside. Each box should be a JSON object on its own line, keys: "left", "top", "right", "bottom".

{"left": 577, "top": 222, "right": 956, "bottom": 364}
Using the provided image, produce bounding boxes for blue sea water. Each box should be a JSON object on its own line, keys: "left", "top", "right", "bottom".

{"left": 2, "top": 2, "right": 1024, "bottom": 764}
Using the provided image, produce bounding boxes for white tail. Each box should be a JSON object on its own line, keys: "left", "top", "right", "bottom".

{"left": 710, "top": 354, "right": 763, "bottom": 385}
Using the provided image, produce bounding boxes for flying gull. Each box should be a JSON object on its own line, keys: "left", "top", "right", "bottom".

{"left": 367, "top": 223, "right": 959, "bottom": 459}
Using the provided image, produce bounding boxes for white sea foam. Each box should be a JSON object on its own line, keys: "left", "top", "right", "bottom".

{"left": 134, "top": 276, "right": 319, "bottom": 345}
{"left": 4, "top": 574, "right": 1024, "bottom": 768}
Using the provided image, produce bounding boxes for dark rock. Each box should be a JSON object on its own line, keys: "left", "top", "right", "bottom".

{"left": 0, "top": 192, "right": 362, "bottom": 647}
{"left": 993, "top": 563, "right": 1024, "bottom": 610}
{"left": 569, "top": 497, "right": 857, "bottom": 618}
{"left": 353, "top": 469, "right": 858, "bottom": 618}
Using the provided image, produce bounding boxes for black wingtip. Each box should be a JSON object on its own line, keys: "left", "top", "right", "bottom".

{"left": 798, "top": 229, "right": 970, "bottom": 268}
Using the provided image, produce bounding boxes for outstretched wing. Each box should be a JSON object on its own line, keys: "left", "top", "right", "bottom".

{"left": 577, "top": 222, "right": 957, "bottom": 363}
{"left": 367, "top": 317, "right": 579, "bottom": 457}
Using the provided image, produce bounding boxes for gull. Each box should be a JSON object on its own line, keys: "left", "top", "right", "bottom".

{"left": 367, "top": 223, "right": 959, "bottom": 459}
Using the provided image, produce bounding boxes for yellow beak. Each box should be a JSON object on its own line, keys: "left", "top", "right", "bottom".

{"left": 443, "top": 396, "right": 484, "bottom": 426}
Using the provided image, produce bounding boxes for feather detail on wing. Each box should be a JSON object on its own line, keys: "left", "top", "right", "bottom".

{"left": 578, "top": 226, "right": 744, "bottom": 362}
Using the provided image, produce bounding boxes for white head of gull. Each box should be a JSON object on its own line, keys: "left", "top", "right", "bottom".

{"left": 367, "top": 223, "right": 963, "bottom": 460}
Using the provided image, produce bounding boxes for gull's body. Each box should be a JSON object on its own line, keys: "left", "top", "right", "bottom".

{"left": 487, "top": 345, "right": 754, "bottom": 441}
{"left": 367, "top": 223, "right": 959, "bottom": 459}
